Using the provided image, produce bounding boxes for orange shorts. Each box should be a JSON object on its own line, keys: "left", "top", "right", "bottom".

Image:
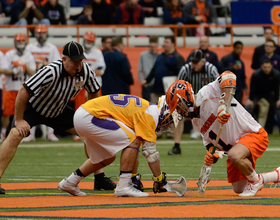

{"left": 3, "top": 91, "right": 18, "bottom": 116}
{"left": 227, "top": 127, "right": 268, "bottom": 183}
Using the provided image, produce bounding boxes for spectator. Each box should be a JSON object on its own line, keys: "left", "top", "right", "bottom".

{"left": 245, "top": 59, "right": 280, "bottom": 134}
{"left": 167, "top": 49, "right": 219, "bottom": 155}
{"left": 114, "top": 0, "right": 144, "bottom": 24}
{"left": 144, "top": 36, "right": 184, "bottom": 139}
{"left": 0, "top": 0, "right": 15, "bottom": 16}
{"left": 23, "top": 24, "right": 61, "bottom": 142}
{"left": 101, "top": 36, "right": 112, "bottom": 54}
{"left": 1, "top": 33, "right": 36, "bottom": 141}
{"left": 258, "top": 39, "right": 280, "bottom": 72}
{"left": 251, "top": 27, "right": 280, "bottom": 70}
{"left": 41, "top": 0, "right": 66, "bottom": 24}
{"left": 10, "top": 0, "right": 50, "bottom": 25}
{"left": 220, "top": 41, "right": 247, "bottom": 105}
{"left": 186, "top": 35, "right": 220, "bottom": 72}
{"left": 163, "top": 0, "right": 187, "bottom": 25}
{"left": 183, "top": 0, "right": 217, "bottom": 36}
{"left": 138, "top": 0, "right": 158, "bottom": 18}
{"left": 145, "top": 36, "right": 184, "bottom": 104}
{"left": 138, "top": 36, "right": 159, "bottom": 101}
{"left": 91, "top": 0, "right": 113, "bottom": 24}
{"left": 77, "top": 4, "right": 93, "bottom": 24}
{"left": 101, "top": 36, "right": 134, "bottom": 95}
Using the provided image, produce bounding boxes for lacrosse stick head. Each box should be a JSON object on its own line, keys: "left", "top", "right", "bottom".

{"left": 164, "top": 176, "right": 188, "bottom": 197}
{"left": 197, "top": 165, "right": 212, "bottom": 194}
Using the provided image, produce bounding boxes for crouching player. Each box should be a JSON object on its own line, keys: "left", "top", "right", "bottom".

{"left": 58, "top": 94, "right": 175, "bottom": 197}
{"left": 165, "top": 71, "right": 280, "bottom": 197}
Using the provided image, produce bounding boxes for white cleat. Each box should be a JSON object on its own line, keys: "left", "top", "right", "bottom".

{"left": 47, "top": 132, "right": 59, "bottom": 142}
{"left": 115, "top": 183, "right": 149, "bottom": 197}
{"left": 239, "top": 175, "right": 263, "bottom": 197}
{"left": 58, "top": 178, "right": 86, "bottom": 196}
{"left": 21, "top": 135, "right": 35, "bottom": 143}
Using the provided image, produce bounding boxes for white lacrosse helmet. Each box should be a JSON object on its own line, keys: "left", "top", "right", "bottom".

{"left": 157, "top": 95, "right": 178, "bottom": 131}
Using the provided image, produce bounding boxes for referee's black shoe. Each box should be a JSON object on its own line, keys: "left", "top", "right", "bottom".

{"left": 0, "top": 184, "right": 5, "bottom": 194}
{"left": 168, "top": 146, "right": 181, "bottom": 155}
{"left": 94, "top": 176, "right": 116, "bottom": 190}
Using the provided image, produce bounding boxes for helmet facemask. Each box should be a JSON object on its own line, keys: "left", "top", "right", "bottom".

{"left": 156, "top": 95, "right": 175, "bottom": 132}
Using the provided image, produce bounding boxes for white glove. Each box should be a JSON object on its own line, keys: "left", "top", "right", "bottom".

{"left": 12, "top": 66, "right": 20, "bottom": 75}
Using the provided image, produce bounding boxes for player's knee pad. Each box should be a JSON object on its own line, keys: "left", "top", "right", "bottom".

{"left": 142, "top": 141, "right": 160, "bottom": 163}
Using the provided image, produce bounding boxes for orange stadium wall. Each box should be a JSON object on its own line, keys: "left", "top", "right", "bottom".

{"left": 0, "top": 46, "right": 255, "bottom": 103}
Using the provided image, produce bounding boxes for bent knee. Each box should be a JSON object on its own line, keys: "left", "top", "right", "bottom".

{"left": 232, "top": 180, "right": 247, "bottom": 194}
{"left": 9, "top": 128, "right": 22, "bottom": 139}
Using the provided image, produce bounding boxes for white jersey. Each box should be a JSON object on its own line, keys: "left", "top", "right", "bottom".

{"left": 25, "top": 41, "right": 61, "bottom": 71}
{"left": 5, "top": 49, "right": 36, "bottom": 91}
{"left": 84, "top": 47, "right": 106, "bottom": 86}
{"left": 0, "top": 50, "right": 8, "bottom": 89}
{"left": 192, "top": 79, "right": 262, "bottom": 152}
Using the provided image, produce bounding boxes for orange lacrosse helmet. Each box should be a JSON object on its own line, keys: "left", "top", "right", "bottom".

{"left": 83, "top": 31, "right": 96, "bottom": 51}
{"left": 35, "top": 23, "right": 48, "bottom": 33}
{"left": 14, "top": 33, "right": 27, "bottom": 53}
{"left": 14, "top": 33, "right": 27, "bottom": 41}
{"left": 83, "top": 31, "right": 96, "bottom": 42}
{"left": 166, "top": 79, "right": 195, "bottom": 119}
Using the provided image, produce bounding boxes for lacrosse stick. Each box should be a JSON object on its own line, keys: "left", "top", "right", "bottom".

{"left": 197, "top": 87, "right": 236, "bottom": 194}
{"left": 144, "top": 176, "right": 188, "bottom": 197}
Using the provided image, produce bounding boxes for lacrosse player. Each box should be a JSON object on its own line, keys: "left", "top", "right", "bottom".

{"left": 58, "top": 94, "right": 174, "bottom": 197}
{"left": 165, "top": 71, "right": 280, "bottom": 197}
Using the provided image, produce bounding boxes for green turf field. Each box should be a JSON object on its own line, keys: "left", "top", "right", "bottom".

{"left": 2, "top": 133, "right": 280, "bottom": 184}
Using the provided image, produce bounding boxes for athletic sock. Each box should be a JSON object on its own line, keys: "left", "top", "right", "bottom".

{"left": 261, "top": 170, "right": 279, "bottom": 184}
{"left": 174, "top": 143, "right": 180, "bottom": 149}
{"left": 118, "top": 172, "right": 132, "bottom": 187}
{"left": 246, "top": 170, "right": 259, "bottom": 182}
{"left": 67, "top": 169, "right": 85, "bottom": 184}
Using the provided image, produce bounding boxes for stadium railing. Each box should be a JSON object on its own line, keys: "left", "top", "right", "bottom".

{"left": 0, "top": 24, "right": 279, "bottom": 48}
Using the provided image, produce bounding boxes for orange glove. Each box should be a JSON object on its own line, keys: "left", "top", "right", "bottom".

{"left": 204, "top": 146, "right": 219, "bottom": 166}
{"left": 217, "top": 103, "right": 230, "bottom": 124}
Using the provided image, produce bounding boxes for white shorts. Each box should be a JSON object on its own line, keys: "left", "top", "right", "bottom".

{"left": 74, "top": 106, "right": 136, "bottom": 164}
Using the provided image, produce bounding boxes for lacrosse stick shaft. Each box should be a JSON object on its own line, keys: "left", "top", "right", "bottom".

{"left": 211, "top": 87, "right": 236, "bottom": 154}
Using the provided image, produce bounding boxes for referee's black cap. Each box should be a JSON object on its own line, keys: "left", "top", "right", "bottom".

{"left": 190, "top": 49, "right": 205, "bottom": 63}
{"left": 62, "top": 41, "right": 86, "bottom": 61}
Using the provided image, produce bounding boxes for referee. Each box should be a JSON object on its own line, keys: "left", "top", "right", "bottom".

{"left": 0, "top": 41, "right": 115, "bottom": 194}
{"left": 168, "top": 49, "right": 220, "bottom": 155}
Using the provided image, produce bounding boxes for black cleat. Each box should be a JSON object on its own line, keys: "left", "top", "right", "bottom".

{"left": 94, "top": 176, "right": 116, "bottom": 190}
{"left": 0, "top": 184, "right": 5, "bottom": 194}
{"left": 168, "top": 146, "right": 181, "bottom": 155}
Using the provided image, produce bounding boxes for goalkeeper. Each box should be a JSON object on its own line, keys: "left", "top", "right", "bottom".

{"left": 165, "top": 71, "right": 280, "bottom": 197}
{"left": 58, "top": 94, "right": 175, "bottom": 197}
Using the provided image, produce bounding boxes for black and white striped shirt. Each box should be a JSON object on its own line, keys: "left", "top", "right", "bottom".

{"left": 178, "top": 61, "right": 220, "bottom": 93}
{"left": 23, "top": 59, "right": 100, "bottom": 118}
